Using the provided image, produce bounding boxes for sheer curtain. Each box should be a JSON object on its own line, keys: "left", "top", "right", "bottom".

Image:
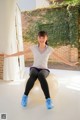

{"left": 15, "top": 4, "right": 25, "bottom": 80}
{"left": 0, "top": 0, "right": 25, "bottom": 81}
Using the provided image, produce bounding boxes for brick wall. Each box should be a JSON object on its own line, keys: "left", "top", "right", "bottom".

{"left": 0, "top": 43, "right": 78, "bottom": 80}
{"left": 0, "top": 56, "right": 4, "bottom": 80}
{"left": 24, "top": 42, "right": 78, "bottom": 63}
{"left": 78, "top": 10, "right": 80, "bottom": 58}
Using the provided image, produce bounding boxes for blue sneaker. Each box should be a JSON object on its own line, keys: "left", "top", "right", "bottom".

{"left": 46, "top": 98, "right": 54, "bottom": 109}
{"left": 21, "top": 94, "right": 28, "bottom": 107}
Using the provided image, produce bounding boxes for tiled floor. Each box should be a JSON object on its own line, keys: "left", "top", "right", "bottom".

{"left": 0, "top": 68, "right": 80, "bottom": 120}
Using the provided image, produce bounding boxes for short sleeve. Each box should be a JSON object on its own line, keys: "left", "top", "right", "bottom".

{"left": 49, "top": 46, "right": 54, "bottom": 55}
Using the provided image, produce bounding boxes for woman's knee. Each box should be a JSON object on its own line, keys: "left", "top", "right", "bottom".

{"left": 30, "top": 68, "right": 38, "bottom": 78}
{"left": 38, "top": 70, "right": 49, "bottom": 79}
{"left": 38, "top": 72, "right": 45, "bottom": 80}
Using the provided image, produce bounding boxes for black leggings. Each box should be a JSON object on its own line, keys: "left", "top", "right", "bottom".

{"left": 24, "top": 67, "right": 50, "bottom": 99}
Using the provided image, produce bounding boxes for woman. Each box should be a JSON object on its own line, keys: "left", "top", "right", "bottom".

{"left": 3, "top": 31, "right": 78, "bottom": 109}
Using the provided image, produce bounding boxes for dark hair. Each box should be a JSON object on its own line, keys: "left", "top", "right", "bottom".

{"left": 38, "top": 31, "right": 48, "bottom": 45}
{"left": 38, "top": 31, "right": 48, "bottom": 37}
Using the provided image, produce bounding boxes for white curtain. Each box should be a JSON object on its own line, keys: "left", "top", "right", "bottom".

{"left": 0, "top": 0, "right": 25, "bottom": 81}
{"left": 15, "top": 5, "right": 25, "bottom": 79}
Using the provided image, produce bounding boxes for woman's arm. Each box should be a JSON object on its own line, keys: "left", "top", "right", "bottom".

{"left": 52, "top": 51, "right": 79, "bottom": 66}
{"left": 0, "top": 54, "right": 4, "bottom": 57}
{"left": 4, "top": 47, "right": 31, "bottom": 58}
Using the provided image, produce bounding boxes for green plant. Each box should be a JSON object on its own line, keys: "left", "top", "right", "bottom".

{"left": 22, "top": 5, "right": 79, "bottom": 48}
{"left": 63, "top": 0, "right": 80, "bottom": 5}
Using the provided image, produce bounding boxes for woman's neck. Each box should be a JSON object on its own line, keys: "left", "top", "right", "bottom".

{"left": 39, "top": 44, "right": 46, "bottom": 49}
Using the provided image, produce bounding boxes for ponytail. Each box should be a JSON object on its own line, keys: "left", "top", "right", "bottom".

{"left": 45, "top": 41, "right": 48, "bottom": 45}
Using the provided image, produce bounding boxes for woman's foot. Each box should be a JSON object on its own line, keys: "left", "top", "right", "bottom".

{"left": 21, "top": 94, "right": 28, "bottom": 107}
{"left": 46, "top": 98, "right": 54, "bottom": 109}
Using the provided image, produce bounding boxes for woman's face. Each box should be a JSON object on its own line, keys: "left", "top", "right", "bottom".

{"left": 38, "top": 36, "right": 47, "bottom": 45}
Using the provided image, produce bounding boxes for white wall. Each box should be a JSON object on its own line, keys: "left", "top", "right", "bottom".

{"left": 18, "top": 0, "right": 36, "bottom": 11}
{"left": 36, "top": 0, "right": 49, "bottom": 9}
{"left": 18, "top": 0, "right": 49, "bottom": 11}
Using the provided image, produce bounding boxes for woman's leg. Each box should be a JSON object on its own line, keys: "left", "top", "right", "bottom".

{"left": 24, "top": 68, "right": 38, "bottom": 96}
{"left": 21, "top": 68, "right": 39, "bottom": 107}
{"left": 38, "top": 69, "right": 53, "bottom": 109}
{"left": 38, "top": 69, "right": 50, "bottom": 99}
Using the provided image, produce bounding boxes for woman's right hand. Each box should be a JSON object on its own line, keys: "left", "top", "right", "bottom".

{"left": 4, "top": 47, "right": 32, "bottom": 58}
{"left": 4, "top": 54, "right": 9, "bottom": 58}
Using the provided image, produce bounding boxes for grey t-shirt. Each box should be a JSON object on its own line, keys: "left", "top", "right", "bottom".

{"left": 30, "top": 45, "right": 54, "bottom": 69}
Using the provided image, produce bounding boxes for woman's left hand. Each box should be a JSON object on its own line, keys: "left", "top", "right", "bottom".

{"left": 69, "top": 62, "right": 79, "bottom": 67}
